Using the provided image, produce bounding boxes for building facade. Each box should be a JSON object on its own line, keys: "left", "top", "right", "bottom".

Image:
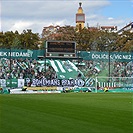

{"left": 117, "top": 22, "right": 133, "bottom": 34}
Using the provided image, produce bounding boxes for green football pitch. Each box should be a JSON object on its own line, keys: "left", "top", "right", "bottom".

{"left": 0, "top": 93, "right": 133, "bottom": 133}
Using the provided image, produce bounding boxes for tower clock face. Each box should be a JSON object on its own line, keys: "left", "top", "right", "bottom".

{"left": 76, "top": 14, "right": 85, "bottom": 22}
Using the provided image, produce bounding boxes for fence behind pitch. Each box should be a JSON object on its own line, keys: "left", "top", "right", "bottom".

{"left": 95, "top": 77, "right": 133, "bottom": 92}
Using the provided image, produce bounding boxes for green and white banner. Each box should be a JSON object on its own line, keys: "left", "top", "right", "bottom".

{"left": 0, "top": 49, "right": 44, "bottom": 59}
{"left": 47, "top": 60, "right": 79, "bottom": 79}
{"left": 0, "top": 49, "right": 132, "bottom": 62}
{"left": 79, "top": 51, "right": 133, "bottom": 62}
{"left": 38, "top": 59, "right": 84, "bottom": 79}
{"left": 0, "top": 79, "right": 24, "bottom": 88}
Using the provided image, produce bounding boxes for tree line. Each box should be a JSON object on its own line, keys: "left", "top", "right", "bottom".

{"left": 0, "top": 29, "right": 39, "bottom": 50}
{"left": 0, "top": 27, "right": 133, "bottom": 52}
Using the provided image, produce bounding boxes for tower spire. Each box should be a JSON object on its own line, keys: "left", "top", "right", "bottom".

{"left": 79, "top": 2, "right": 82, "bottom": 7}
{"left": 76, "top": 2, "right": 85, "bottom": 31}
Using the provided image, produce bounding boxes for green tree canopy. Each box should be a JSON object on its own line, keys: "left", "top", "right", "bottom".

{"left": 0, "top": 30, "right": 40, "bottom": 50}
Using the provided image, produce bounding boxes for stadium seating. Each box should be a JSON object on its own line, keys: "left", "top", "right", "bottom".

{"left": 0, "top": 58, "right": 133, "bottom": 80}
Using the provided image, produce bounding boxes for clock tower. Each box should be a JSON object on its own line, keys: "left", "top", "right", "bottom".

{"left": 76, "top": 2, "right": 85, "bottom": 31}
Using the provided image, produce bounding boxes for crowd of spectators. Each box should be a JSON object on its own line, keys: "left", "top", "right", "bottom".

{"left": 77, "top": 60, "right": 133, "bottom": 78}
{"left": 0, "top": 58, "right": 57, "bottom": 80}
{"left": 0, "top": 58, "right": 133, "bottom": 81}
{"left": 111, "top": 61, "right": 133, "bottom": 77}
{"left": 77, "top": 60, "right": 108, "bottom": 77}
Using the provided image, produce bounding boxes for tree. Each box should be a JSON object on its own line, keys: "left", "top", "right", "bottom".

{"left": 20, "top": 29, "right": 40, "bottom": 49}
{"left": 75, "top": 28, "right": 92, "bottom": 51}
{"left": 115, "top": 31, "right": 133, "bottom": 52}
{"left": 2, "top": 26, "right": 132, "bottom": 52}
{"left": 3, "top": 31, "right": 15, "bottom": 49}
{"left": 54, "top": 25, "right": 76, "bottom": 41}
{"left": 0, "top": 30, "right": 40, "bottom": 49}
{"left": 11, "top": 30, "right": 22, "bottom": 49}
{"left": 0, "top": 32, "right": 4, "bottom": 48}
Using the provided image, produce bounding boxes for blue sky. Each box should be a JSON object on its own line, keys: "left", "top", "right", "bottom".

{"left": 0, "top": 0, "right": 133, "bottom": 34}
{"left": 101, "top": 0, "right": 133, "bottom": 19}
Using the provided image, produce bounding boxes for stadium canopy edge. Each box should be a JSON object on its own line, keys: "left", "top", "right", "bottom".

{"left": 38, "top": 56, "right": 83, "bottom": 60}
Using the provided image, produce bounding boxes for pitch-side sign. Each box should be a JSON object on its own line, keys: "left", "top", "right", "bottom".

{"left": 26, "top": 78, "right": 85, "bottom": 87}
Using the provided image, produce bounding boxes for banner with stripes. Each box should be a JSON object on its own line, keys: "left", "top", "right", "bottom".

{"left": 47, "top": 60, "right": 81, "bottom": 79}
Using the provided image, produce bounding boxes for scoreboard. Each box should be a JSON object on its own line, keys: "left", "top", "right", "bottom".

{"left": 46, "top": 41, "right": 76, "bottom": 54}
{"left": 45, "top": 41, "right": 76, "bottom": 58}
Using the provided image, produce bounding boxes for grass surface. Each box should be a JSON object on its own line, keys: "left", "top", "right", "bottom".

{"left": 0, "top": 93, "right": 133, "bottom": 133}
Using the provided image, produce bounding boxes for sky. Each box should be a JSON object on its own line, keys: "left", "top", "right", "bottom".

{"left": 0, "top": 0, "right": 133, "bottom": 35}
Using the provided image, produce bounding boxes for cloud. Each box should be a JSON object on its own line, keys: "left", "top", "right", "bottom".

{"left": 3, "top": 19, "right": 71, "bottom": 33}
{"left": 87, "top": 14, "right": 129, "bottom": 30}
{"left": 0, "top": 0, "right": 132, "bottom": 34}
{"left": 9, "top": 20, "right": 34, "bottom": 33}
{"left": 0, "top": 3, "right": 1, "bottom": 31}
{"left": 1, "top": 0, "right": 110, "bottom": 18}
{"left": 108, "top": 17, "right": 114, "bottom": 20}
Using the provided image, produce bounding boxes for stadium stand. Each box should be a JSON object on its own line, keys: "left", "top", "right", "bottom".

{"left": 0, "top": 58, "right": 84, "bottom": 80}
{"left": 0, "top": 58, "right": 133, "bottom": 80}
{"left": 0, "top": 50, "right": 133, "bottom": 93}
